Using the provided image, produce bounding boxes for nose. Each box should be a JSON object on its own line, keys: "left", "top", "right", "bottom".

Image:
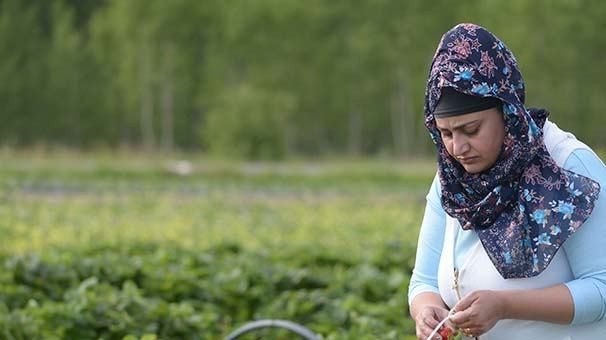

{"left": 452, "top": 133, "right": 470, "bottom": 157}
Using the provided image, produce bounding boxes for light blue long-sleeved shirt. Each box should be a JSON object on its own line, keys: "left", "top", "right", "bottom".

{"left": 408, "top": 149, "right": 606, "bottom": 324}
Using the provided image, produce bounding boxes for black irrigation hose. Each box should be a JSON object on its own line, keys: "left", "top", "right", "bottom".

{"left": 225, "top": 319, "right": 320, "bottom": 340}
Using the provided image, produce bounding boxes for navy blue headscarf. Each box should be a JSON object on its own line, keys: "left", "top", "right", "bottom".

{"left": 425, "top": 23, "right": 600, "bottom": 279}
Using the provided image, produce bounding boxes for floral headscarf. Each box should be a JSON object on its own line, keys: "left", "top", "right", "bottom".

{"left": 425, "top": 23, "right": 600, "bottom": 279}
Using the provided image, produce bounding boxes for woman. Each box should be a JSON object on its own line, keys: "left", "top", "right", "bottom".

{"left": 408, "top": 23, "right": 606, "bottom": 340}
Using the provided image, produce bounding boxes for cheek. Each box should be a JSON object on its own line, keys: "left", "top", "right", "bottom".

{"left": 443, "top": 140, "right": 454, "bottom": 156}
{"left": 491, "top": 126, "right": 506, "bottom": 154}
{"left": 476, "top": 133, "right": 503, "bottom": 159}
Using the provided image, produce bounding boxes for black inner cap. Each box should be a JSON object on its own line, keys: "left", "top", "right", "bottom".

{"left": 434, "top": 87, "right": 501, "bottom": 118}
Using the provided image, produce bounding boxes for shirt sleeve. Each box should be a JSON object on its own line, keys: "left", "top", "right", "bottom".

{"left": 561, "top": 149, "right": 606, "bottom": 324}
{"left": 408, "top": 173, "right": 447, "bottom": 305}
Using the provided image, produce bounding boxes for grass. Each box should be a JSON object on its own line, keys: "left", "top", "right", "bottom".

{"left": 0, "top": 151, "right": 434, "bottom": 339}
{"left": 0, "top": 152, "right": 435, "bottom": 256}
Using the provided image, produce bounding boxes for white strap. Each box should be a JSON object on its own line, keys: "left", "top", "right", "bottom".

{"left": 427, "top": 309, "right": 456, "bottom": 340}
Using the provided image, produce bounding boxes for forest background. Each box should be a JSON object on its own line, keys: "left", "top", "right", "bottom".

{"left": 2, "top": 0, "right": 604, "bottom": 158}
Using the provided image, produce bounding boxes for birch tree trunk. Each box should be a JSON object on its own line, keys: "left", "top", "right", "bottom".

{"left": 161, "top": 42, "right": 175, "bottom": 152}
{"left": 139, "top": 43, "right": 155, "bottom": 151}
{"left": 348, "top": 107, "right": 362, "bottom": 155}
{"left": 390, "top": 75, "right": 413, "bottom": 156}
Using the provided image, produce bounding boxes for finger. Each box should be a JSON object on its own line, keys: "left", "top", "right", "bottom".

{"left": 435, "top": 308, "right": 451, "bottom": 321}
{"left": 449, "top": 310, "right": 471, "bottom": 324}
{"left": 417, "top": 325, "right": 440, "bottom": 340}
{"left": 425, "top": 316, "right": 440, "bottom": 329}
{"left": 424, "top": 330, "right": 443, "bottom": 340}
{"left": 457, "top": 321, "right": 478, "bottom": 333}
{"left": 453, "top": 293, "right": 475, "bottom": 312}
{"left": 468, "top": 328, "right": 483, "bottom": 338}
{"left": 419, "top": 334, "right": 441, "bottom": 340}
{"left": 461, "top": 326, "right": 475, "bottom": 338}
{"left": 420, "top": 321, "right": 440, "bottom": 338}
{"left": 453, "top": 317, "right": 474, "bottom": 327}
{"left": 420, "top": 310, "right": 441, "bottom": 329}
{"left": 445, "top": 319, "right": 458, "bottom": 332}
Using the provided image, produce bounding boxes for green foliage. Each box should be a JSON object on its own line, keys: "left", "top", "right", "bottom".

{"left": 0, "top": 154, "right": 434, "bottom": 338}
{"left": 203, "top": 85, "right": 293, "bottom": 160}
{"left": 1, "top": 0, "right": 604, "bottom": 156}
{"left": 0, "top": 243, "right": 417, "bottom": 339}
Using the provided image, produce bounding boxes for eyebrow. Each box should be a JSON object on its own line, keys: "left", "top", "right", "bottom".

{"left": 436, "top": 119, "right": 481, "bottom": 131}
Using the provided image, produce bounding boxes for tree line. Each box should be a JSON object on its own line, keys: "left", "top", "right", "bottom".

{"left": 1, "top": 0, "right": 604, "bottom": 158}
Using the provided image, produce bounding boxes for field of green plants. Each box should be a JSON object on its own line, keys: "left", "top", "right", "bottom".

{"left": 0, "top": 151, "right": 435, "bottom": 339}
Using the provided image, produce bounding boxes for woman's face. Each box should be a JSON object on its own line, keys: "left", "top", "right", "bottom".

{"left": 435, "top": 107, "right": 505, "bottom": 174}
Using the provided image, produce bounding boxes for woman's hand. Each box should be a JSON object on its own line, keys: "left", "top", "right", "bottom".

{"left": 414, "top": 305, "right": 452, "bottom": 340}
{"left": 450, "top": 290, "right": 505, "bottom": 337}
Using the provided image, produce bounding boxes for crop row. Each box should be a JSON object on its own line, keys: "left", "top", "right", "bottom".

{"left": 0, "top": 242, "right": 417, "bottom": 339}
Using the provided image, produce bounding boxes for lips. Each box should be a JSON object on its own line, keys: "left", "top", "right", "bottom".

{"left": 458, "top": 156, "right": 479, "bottom": 164}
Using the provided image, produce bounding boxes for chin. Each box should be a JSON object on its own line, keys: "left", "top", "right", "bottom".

{"left": 463, "top": 163, "right": 488, "bottom": 174}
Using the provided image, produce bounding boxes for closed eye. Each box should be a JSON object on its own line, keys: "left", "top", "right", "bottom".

{"left": 464, "top": 128, "right": 479, "bottom": 136}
